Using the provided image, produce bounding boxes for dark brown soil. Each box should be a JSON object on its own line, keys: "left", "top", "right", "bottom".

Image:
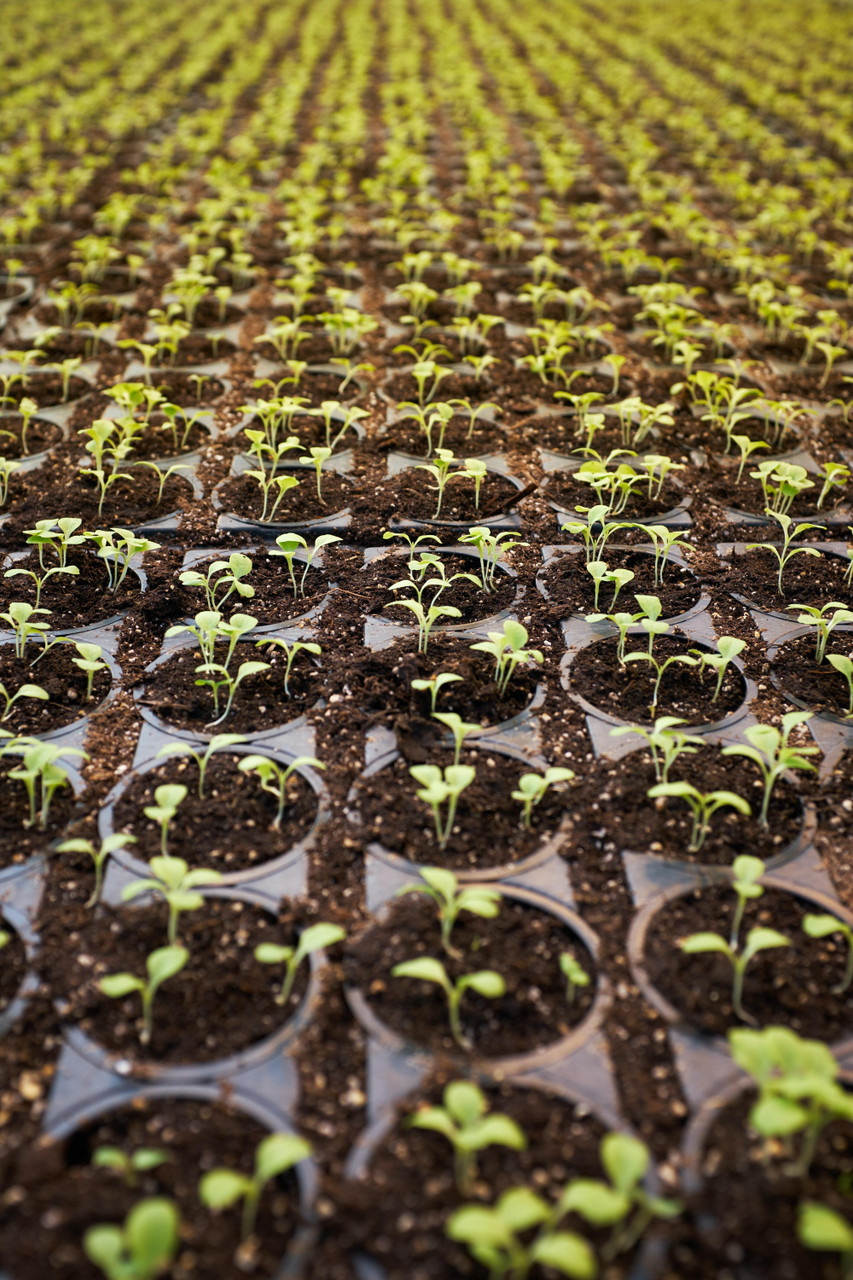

{"left": 541, "top": 548, "right": 701, "bottom": 618}
{"left": 110, "top": 753, "right": 318, "bottom": 871}
{"left": 571, "top": 746, "right": 805, "bottom": 865}
{"left": 772, "top": 632, "right": 853, "bottom": 717}
{"left": 0, "top": 414, "right": 63, "bottom": 458}
{"left": 720, "top": 546, "right": 853, "bottom": 611}
{"left": 146, "top": 372, "right": 226, "bottom": 406}
{"left": 0, "top": 1096, "right": 307, "bottom": 1280}
{"left": 358, "top": 551, "right": 517, "bottom": 624}
{"left": 0, "top": 755, "right": 78, "bottom": 868}
{"left": 642, "top": 884, "right": 853, "bottom": 1041}
{"left": 0, "top": 924, "right": 27, "bottom": 1009}
{"left": 568, "top": 634, "right": 746, "bottom": 724}
{"left": 135, "top": 641, "right": 322, "bottom": 733}
{"left": 379, "top": 412, "right": 509, "bottom": 456}
{"left": 0, "top": 642, "right": 112, "bottom": 734}
{"left": 0, "top": 547, "right": 141, "bottom": 626}
{"left": 374, "top": 468, "right": 521, "bottom": 524}
{"left": 9, "top": 373, "right": 91, "bottom": 407}
{"left": 119, "top": 415, "right": 211, "bottom": 460}
{"left": 42, "top": 897, "right": 309, "bottom": 1062}
{"left": 240, "top": 412, "right": 360, "bottom": 455}
{"left": 1, "top": 467, "right": 192, "bottom": 542}
{"left": 545, "top": 470, "right": 686, "bottom": 519}
{"left": 345, "top": 893, "right": 596, "bottom": 1057}
{"left": 178, "top": 550, "right": 330, "bottom": 625}
{"left": 217, "top": 471, "right": 353, "bottom": 523}
{"left": 334, "top": 632, "right": 540, "bottom": 726}
{"left": 355, "top": 746, "right": 570, "bottom": 869}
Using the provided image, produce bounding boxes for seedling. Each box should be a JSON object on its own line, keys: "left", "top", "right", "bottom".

{"left": 470, "top": 619, "right": 544, "bottom": 697}
{"left": 647, "top": 782, "right": 751, "bottom": 852}
{"left": 748, "top": 513, "right": 823, "bottom": 596}
{"left": 788, "top": 601, "right": 853, "bottom": 664}
{"left": 255, "top": 637, "right": 320, "bottom": 696}
{"left": 512, "top": 767, "right": 575, "bottom": 828}
{"left": 623, "top": 648, "right": 698, "bottom": 714}
{"left": 57, "top": 834, "right": 137, "bottom": 908}
{"left": 689, "top": 635, "right": 746, "bottom": 701}
{"left": 458, "top": 526, "right": 526, "bottom": 592}
{"left": 391, "top": 956, "right": 505, "bottom": 1049}
{"left": 254, "top": 921, "right": 344, "bottom": 1005}
{"left": 4, "top": 556, "right": 78, "bottom": 610}
{"left": 391, "top": 598, "right": 462, "bottom": 653}
{"left": 0, "top": 679, "right": 48, "bottom": 721}
{"left": 585, "top": 559, "right": 635, "bottom": 610}
{"left": 798, "top": 1202, "right": 853, "bottom": 1276}
{"left": 447, "top": 1186, "right": 596, "bottom": 1279}
{"left": 100, "top": 944, "right": 188, "bottom": 1046}
{"left": 270, "top": 532, "right": 340, "bottom": 597}
{"left": 828, "top": 654, "right": 853, "bottom": 714}
{"left": 0, "top": 457, "right": 20, "bottom": 507}
{"left": 155, "top": 734, "right": 247, "bottom": 799}
{"left": 802, "top": 913, "right": 853, "bottom": 993}
{"left": 416, "top": 447, "right": 463, "bottom": 518}
{"left": 559, "top": 953, "right": 591, "bottom": 1005}
{"left": 5, "top": 740, "right": 86, "bottom": 829}
{"left": 180, "top": 554, "right": 255, "bottom": 614}
{"left": 71, "top": 641, "right": 108, "bottom": 700}
{"left": 84, "top": 1197, "right": 180, "bottom": 1280}
{"left": 143, "top": 784, "right": 186, "bottom": 858}
{"left": 199, "top": 1132, "right": 312, "bottom": 1242}
{"left": 610, "top": 717, "right": 702, "bottom": 784}
{"left": 396, "top": 865, "right": 501, "bottom": 957}
{"left": 86, "top": 529, "right": 160, "bottom": 593}
{"left": 92, "top": 1146, "right": 170, "bottom": 1188}
{"left": 299, "top": 445, "right": 332, "bottom": 503}
{"left": 816, "top": 462, "right": 850, "bottom": 510}
{"left": 409, "top": 1081, "right": 526, "bottom": 1193}
{"left": 121, "top": 856, "right": 224, "bottom": 944}
{"left": 237, "top": 752, "right": 324, "bottom": 827}
{"left": 411, "top": 671, "right": 463, "bottom": 712}
{"left": 432, "top": 711, "right": 481, "bottom": 765}
{"left": 722, "top": 711, "right": 818, "bottom": 826}
{"left": 244, "top": 467, "right": 300, "bottom": 523}
{"left": 410, "top": 763, "right": 476, "bottom": 848}
{"left": 749, "top": 460, "right": 814, "bottom": 515}
{"left": 680, "top": 926, "right": 789, "bottom": 1023}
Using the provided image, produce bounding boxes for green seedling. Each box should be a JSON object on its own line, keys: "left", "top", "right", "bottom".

{"left": 798, "top": 1202, "right": 853, "bottom": 1277}
{"left": 816, "top": 462, "right": 850, "bottom": 510}
{"left": 749, "top": 460, "right": 814, "bottom": 515}
{"left": 5, "top": 740, "right": 86, "bottom": 829}
{"left": 121, "top": 856, "right": 223, "bottom": 945}
{"left": 560, "top": 952, "right": 591, "bottom": 1005}
{"left": 512, "top": 767, "right": 575, "bottom": 829}
{"left": 411, "top": 671, "right": 463, "bottom": 713}
{"left": 270, "top": 532, "right": 340, "bottom": 597}
{"left": 298, "top": 445, "right": 332, "bottom": 503}
{"left": 155, "top": 734, "right": 247, "bottom": 799}
{"left": 458, "top": 527, "right": 526, "bottom": 592}
{"left": 390, "top": 599, "right": 462, "bottom": 653}
{"left": 409, "top": 1081, "right": 526, "bottom": 1193}
{"left": 410, "top": 763, "right": 476, "bottom": 848}
{"left": 802, "top": 913, "right": 853, "bottom": 994}
{"left": 100, "top": 945, "right": 188, "bottom": 1046}
{"left": 828, "top": 654, "right": 853, "bottom": 714}
{"left": 397, "top": 866, "right": 501, "bottom": 958}
{"left": 722, "top": 711, "right": 818, "bottom": 826}
{"left": 135, "top": 460, "right": 191, "bottom": 506}
{"left": 199, "top": 1132, "right": 312, "bottom": 1242}
{"left": 57, "top": 834, "right": 137, "bottom": 908}
{"left": 432, "top": 711, "right": 481, "bottom": 765}
{"left": 729, "top": 1025, "right": 853, "bottom": 1176}
{"left": 245, "top": 468, "right": 300, "bottom": 522}
{"left": 447, "top": 1186, "right": 596, "bottom": 1279}
{"left": 391, "top": 956, "right": 505, "bottom": 1050}
{"left": 416, "top": 447, "right": 462, "bottom": 518}
{"left": 195, "top": 658, "right": 269, "bottom": 726}
{"left": 4, "top": 559, "right": 78, "bottom": 611}
{"left": 84, "top": 1197, "right": 180, "bottom": 1280}
{"left": 610, "top": 717, "right": 702, "bottom": 784}
{"left": 0, "top": 457, "right": 20, "bottom": 507}
{"left": 623, "top": 648, "right": 698, "bottom": 714}
{"left": 680, "top": 926, "right": 789, "bottom": 1024}
{"left": 0, "top": 680, "right": 48, "bottom": 721}
{"left": 86, "top": 529, "right": 160, "bottom": 593}
{"left": 689, "top": 635, "right": 746, "bottom": 701}
{"left": 255, "top": 637, "right": 321, "bottom": 696}
{"left": 788, "top": 601, "right": 853, "bottom": 664}
{"left": 16, "top": 397, "right": 37, "bottom": 455}
{"left": 71, "top": 641, "right": 108, "bottom": 701}
{"left": 254, "top": 921, "right": 344, "bottom": 1005}
{"left": 92, "top": 1146, "right": 170, "bottom": 1189}
{"left": 179, "top": 554, "right": 255, "bottom": 614}
{"left": 748, "top": 513, "right": 823, "bottom": 596}
{"left": 470, "top": 619, "right": 544, "bottom": 697}
{"left": 237, "top": 752, "right": 324, "bottom": 827}
{"left": 585, "top": 560, "right": 635, "bottom": 611}
{"left": 731, "top": 434, "right": 770, "bottom": 483}
{"left": 143, "top": 784, "right": 186, "bottom": 858}
{"left": 647, "top": 782, "right": 751, "bottom": 852}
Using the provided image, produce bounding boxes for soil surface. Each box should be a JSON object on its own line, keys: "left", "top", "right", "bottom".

{"left": 0, "top": 642, "right": 112, "bottom": 733}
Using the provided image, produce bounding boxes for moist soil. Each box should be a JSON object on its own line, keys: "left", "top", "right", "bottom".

{"left": 10, "top": 373, "right": 91, "bottom": 407}
{"left": 334, "top": 632, "right": 540, "bottom": 726}
{"left": 344, "top": 893, "right": 596, "bottom": 1057}
{"left": 544, "top": 469, "right": 687, "bottom": 519}
{"left": 144, "top": 371, "right": 227, "bottom": 405}
{"left": 0, "top": 547, "right": 141, "bottom": 626}
{"left": 0, "top": 755, "right": 78, "bottom": 868}
{"left": 719, "top": 546, "right": 853, "bottom": 611}
{"left": 119, "top": 414, "right": 211, "bottom": 460}
{"left": 570, "top": 746, "right": 805, "bottom": 866}
{"left": 771, "top": 632, "right": 853, "bottom": 717}
{"left": 0, "top": 925, "right": 27, "bottom": 1010}
{"left": 217, "top": 471, "right": 353, "bottom": 523}
{"left": 0, "top": 1096, "right": 305, "bottom": 1280}
{"left": 688, "top": 1092, "right": 853, "bottom": 1280}
{"left": 704, "top": 467, "right": 841, "bottom": 517}
{"left": 135, "top": 641, "right": 322, "bottom": 734}
{"left": 41, "top": 896, "right": 310, "bottom": 1062}
{"left": 374, "top": 468, "right": 521, "bottom": 524}
{"left": 251, "top": 368, "right": 349, "bottom": 401}
{"left": 540, "top": 548, "right": 701, "bottom": 618}
{"left": 355, "top": 745, "right": 570, "bottom": 869}
{"left": 0, "top": 642, "right": 112, "bottom": 734}
{"left": 110, "top": 752, "right": 318, "bottom": 871}
{"left": 0, "top": 414, "right": 63, "bottom": 458}
{"left": 177, "top": 550, "right": 329, "bottom": 626}
{"left": 642, "top": 883, "right": 853, "bottom": 1041}
{"left": 0, "top": 466, "right": 192, "bottom": 543}
{"left": 378, "top": 412, "right": 509, "bottom": 456}
{"left": 358, "top": 551, "right": 517, "bottom": 624}
{"left": 239, "top": 412, "right": 361, "bottom": 455}
{"left": 567, "top": 634, "right": 746, "bottom": 724}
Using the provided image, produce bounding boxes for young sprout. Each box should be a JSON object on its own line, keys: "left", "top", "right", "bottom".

{"left": 121, "top": 856, "right": 223, "bottom": 945}
{"left": 802, "top": 913, "right": 853, "bottom": 994}
{"left": 99, "top": 944, "right": 188, "bottom": 1046}
{"left": 816, "top": 462, "right": 850, "bottom": 510}
{"left": 680, "top": 926, "right": 789, "bottom": 1024}
{"left": 512, "top": 767, "right": 575, "bottom": 829}
{"left": 391, "top": 957, "right": 505, "bottom": 1049}
{"left": 647, "top": 782, "right": 751, "bottom": 852}
{"left": 298, "top": 445, "right": 332, "bottom": 504}
{"left": 86, "top": 529, "right": 160, "bottom": 594}
{"left": 409, "top": 1081, "right": 526, "bottom": 1194}
{"left": 689, "top": 635, "right": 746, "bottom": 701}
{"left": 396, "top": 866, "right": 501, "bottom": 958}
{"left": 585, "top": 560, "right": 635, "bottom": 611}
{"left": 560, "top": 953, "right": 591, "bottom": 1005}
{"left": 0, "top": 601, "right": 52, "bottom": 659}
{"left": 179, "top": 553, "right": 255, "bottom": 613}
{"left": 447, "top": 1186, "right": 596, "bottom": 1280}
{"left": 623, "top": 648, "right": 699, "bottom": 715}
{"left": 410, "top": 763, "right": 476, "bottom": 849}
{"left": 237, "top": 752, "right": 324, "bottom": 828}
{"left": 391, "top": 598, "right": 462, "bottom": 654}
{"left": 411, "top": 671, "right": 463, "bottom": 713}
{"left": 71, "top": 641, "right": 108, "bottom": 701}
{"left": 788, "top": 601, "right": 853, "bottom": 664}
{"left": 432, "top": 711, "right": 481, "bottom": 765}
{"left": 0, "top": 679, "right": 48, "bottom": 721}
{"left": 5, "top": 740, "right": 86, "bottom": 829}
{"left": 4, "top": 555, "right": 78, "bottom": 610}
{"left": 198, "top": 1132, "right": 312, "bottom": 1242}
{"left": 828, "top": 654, "right": 853, "bottom": 714}
{"left": 610, "top": 716, "right": 702, "bottom": 784}
{"left": 57, "top": 834, "right": 137, "bottom": 908}
{"left": 254, "top": 921, "right": 344, "bottom": 1005}
{"left": 0, "top": 457, "right": 20, "bottom": 507}
{"left": 143, "top": 784, "right": 187, "bottom": 858}
{"left": 748, "top": 512, "right": 824, "bottom": 597}
{"left": 84, "top": 1197, "right": 180, "bottom": 1280}
{"left": 255, "top": 637, "right": 321, "bottom": 696}
{"left": 92, "top": 1146, "right": 170, "bottom": 1188}
{"left": 458, "top": 527, "right": 526, "bottom": 593}
{"left": 416, "top": 447, "right": 462, "bottom": 518}
{"left": 798, "top": 1202, "right": 853, "bottom": 1275}
{"left": 470, "top": 619, "right": 544, "bottom": 698}
{"left": 270, "top": 532, "right": 340, "bottom": 597}
{"left": 155, "top": 734, "right": 247, "bottom": 799}
{"left": 721, "top": 711, "right": 818, "bottom": 826}
{"left": 245, "top": 467, "right": 299, "bottom": 523}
